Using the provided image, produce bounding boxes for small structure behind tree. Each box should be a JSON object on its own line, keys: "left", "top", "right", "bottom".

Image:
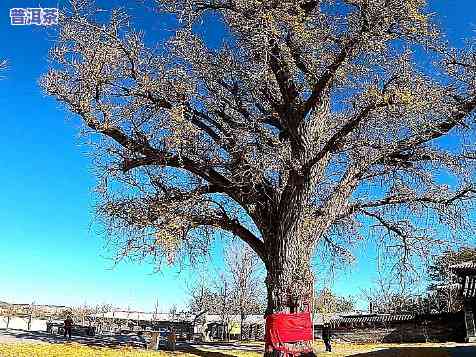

{"left": 321, "top": 312, "right": 465, "bottom": 344}
{"left": 450, "top": 261, "right": 476, "bottom": 342}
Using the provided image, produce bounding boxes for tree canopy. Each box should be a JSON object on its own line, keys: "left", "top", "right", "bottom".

{"left": 43, "top": 0, "right": 476, "bottom": 266}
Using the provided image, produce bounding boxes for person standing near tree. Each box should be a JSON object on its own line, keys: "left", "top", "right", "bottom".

{"left": 63, "top": 315, "right": 73, "bottom": 340}
{"left": 322, "top": 323, "right": 332, "bottom": 352}
{"left": 167, "top": 327, "right": 176, "bottom": 351}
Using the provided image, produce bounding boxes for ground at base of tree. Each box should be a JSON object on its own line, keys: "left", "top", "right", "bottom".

{"left": 0, "top": 341, "right": 475, "bottom": 357}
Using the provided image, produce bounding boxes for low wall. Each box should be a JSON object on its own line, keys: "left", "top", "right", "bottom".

{"left": 319, "top": 312, "right": 466, "bottom": 343}
{"left": 0, "top": 317, "right": 47, "bottom": 331}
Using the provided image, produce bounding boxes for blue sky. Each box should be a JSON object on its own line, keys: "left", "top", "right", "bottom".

{"left": 0, "top": 1, "right": 475, "bottom": 312}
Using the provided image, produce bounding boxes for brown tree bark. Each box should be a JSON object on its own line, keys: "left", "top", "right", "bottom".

{"left": 264, "top": 231, "right": 315, "bottom": 356}
{"left": 261, "top": 171, "right": 316, "bottom": 356}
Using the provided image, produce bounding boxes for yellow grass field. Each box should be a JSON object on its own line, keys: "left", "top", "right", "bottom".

{"left": 0, "top": 343, "right": 257, "bottom": 357}
{"left": 0, "top": 341, "right": 461, "bottom": 357}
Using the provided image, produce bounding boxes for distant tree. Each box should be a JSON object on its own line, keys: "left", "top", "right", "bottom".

{"left": 215, "top": 272, "right": 232, "bottom": 340}
{"left": 361, "top": 272, "right": 437, "bottom": 315}
{"left": 314, "top": 288, "right": 355, "bottom": 315}
{"left": 226, "top": 241, "right": 265, "bottom": 340}
{"left": 26, "top": 302, "right": 36, "bottom": 331}
{"left": 187, "top": 276, "right": 218, "bottom": 340}
{"left": 43, "top": 0, "right": 476, "bottom": 353}
{"left": 91, "top": 304, "right": 113, "bottom": 334}
{"left": 124, "top": 306, "right": 138, "bottom": 331}
{"left": 72, "top": 303, "right": 93, "bottom": 326}
{"left": 152, "top": 298, "right": 160, "bottom": 320}
{"left": 427, "top": 247, "right": 476, "bottom": 313}
{"left": 169, "top": 304, "right": 178, "bottom": 323}
{"left": 429, "top": 247, "right": 476, "bottom": 286}
{"left": 0, "top": 304, "right": 18, "bottom": 329}
{"left": 188, "top": 277, "right": 214, "bottom": 319}
{"left": 363, "top": 290, "right": 424, "bottom": 315}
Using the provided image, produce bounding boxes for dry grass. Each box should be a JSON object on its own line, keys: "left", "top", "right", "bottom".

{"left": 0, "top": 343, "right": 258, "bottom": 357}
{"left": 0, "top": 343, "right": 166, "bottom": 357}
{"left": 0, "top": 341, "right": 460, "bottom": 357}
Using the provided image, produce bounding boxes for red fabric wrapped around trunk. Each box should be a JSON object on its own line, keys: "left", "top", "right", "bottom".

{"left": 265, "top": 312, "right": 313, "bottom": 354}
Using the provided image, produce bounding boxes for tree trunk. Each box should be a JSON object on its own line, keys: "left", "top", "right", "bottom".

{"left": 240, "top": 312, "right": 244, "bottom": 341}
{"left": 261, "top": 170, "right": 318, "bottom": 356}
{"left": 264, "top": 233, "right": 315, "bottom": 356}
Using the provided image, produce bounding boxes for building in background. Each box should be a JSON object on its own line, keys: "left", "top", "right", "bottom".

{"left": 450, "top": 261, "right": 476, "bottom": 342}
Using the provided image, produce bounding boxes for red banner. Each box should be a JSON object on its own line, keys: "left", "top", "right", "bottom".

{"left": 265, "top": 312, "right": 313, "bottom": 347}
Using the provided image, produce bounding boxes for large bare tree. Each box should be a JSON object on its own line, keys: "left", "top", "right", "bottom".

{"left": 42, "top": 0, "right": 476, "bottom": 354}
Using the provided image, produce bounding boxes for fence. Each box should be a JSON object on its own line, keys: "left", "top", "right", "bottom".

{"left": 0, "top": 317, "right": 47, "bottom": 331}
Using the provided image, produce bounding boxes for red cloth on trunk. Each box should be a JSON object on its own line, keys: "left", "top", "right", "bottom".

{"left": 265, "top": 312, "right": 313, "bottom": 350}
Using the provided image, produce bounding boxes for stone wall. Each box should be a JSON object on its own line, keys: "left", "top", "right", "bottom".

{"left": 0, "top": 317, "right": 47, "bottom": 331}
{"left": 315, "top": 312, "right": 466, "bottom": 343}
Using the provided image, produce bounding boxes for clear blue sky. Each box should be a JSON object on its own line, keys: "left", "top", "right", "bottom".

{"left": 0, "top": 1, "right": 475, "bottom": 312}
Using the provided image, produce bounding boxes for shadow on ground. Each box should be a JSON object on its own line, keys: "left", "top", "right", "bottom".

{"left": 0, "top": 329, "right": 251, "bottom": 356}
{"left": 350, "top": 346, "right": 476, "bottom": 357}
{"left": 181, "top": 341, "right": 262, "bottom": 352}
{"left": 0, "top": 329, "right": 147, "bottom": 349}
{"left": 177, "top": 345, "right": 239, "bottom": 357}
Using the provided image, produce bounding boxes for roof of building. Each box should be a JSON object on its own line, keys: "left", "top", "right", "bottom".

{"left": 90, "top": 311, "right": 191, "bottom": 322}
{"left": 435, "top": 283, "right": 462, "bottom": 291}
{"left": 89, "top": 311, "right": 266, "bottom": 324}
{"left": 205, "top": 314, "right": 264, "bottom": 324}
{"left": 450, "top": 261, "right": 476, "bottom": 274}
{"left": 329, "top": 314, "right": 415, "bottom": 325}
{"left": 313, "top": 314, "right": 342, "bottom": 325}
